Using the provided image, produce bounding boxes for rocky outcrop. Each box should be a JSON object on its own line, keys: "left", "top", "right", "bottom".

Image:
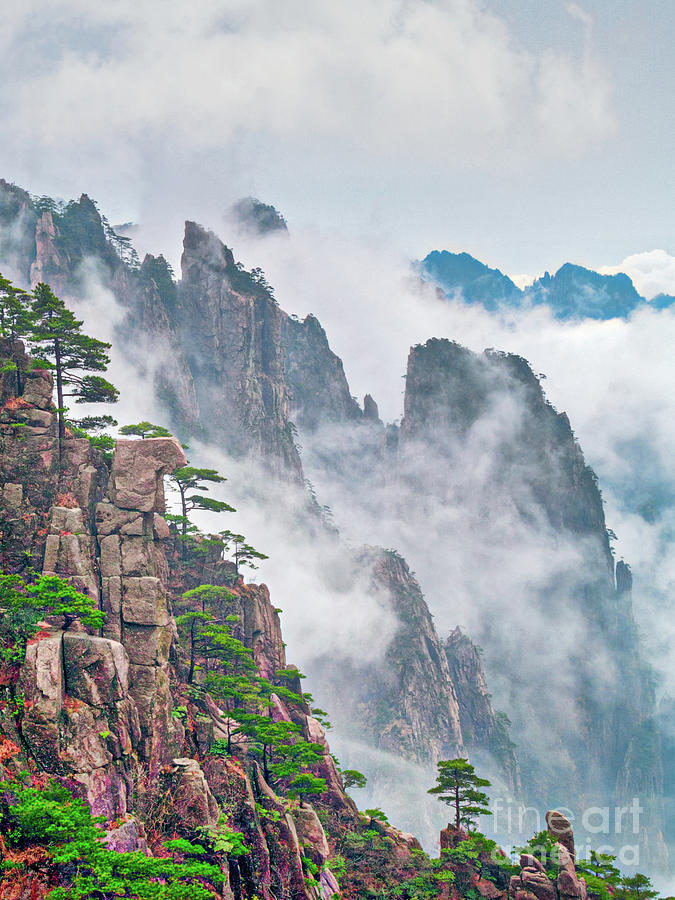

{"left": 177, "top": 220, "right": 303, "bottom": 479}
{"left": 281, "top": 313, "right": 362, "bottom": 431}
{"left": 509, "top": 811, "right": 587, "bottom": 900}
{"left": 444, "top": 627, "right": 520, "bottom": 793}
{"left": 0, "top": 179, "right": 37, "bottom": 285}
{"left": 399, "top": 338, "right": 664, "bottom": 860}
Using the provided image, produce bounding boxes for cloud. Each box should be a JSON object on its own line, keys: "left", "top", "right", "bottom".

{"left": 599, "top": 249, "right": 675, "bottom": 299}
{"left": 0, "top": 0, "right": 614, "bottom": 208}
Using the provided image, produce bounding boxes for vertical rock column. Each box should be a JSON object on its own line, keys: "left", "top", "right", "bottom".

{"left": 97, "top": 437, "right": 187, "bottom": 768}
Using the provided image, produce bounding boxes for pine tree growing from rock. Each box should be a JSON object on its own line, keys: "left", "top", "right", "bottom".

{"left": 29, "top": 282, "right": 118, "bottom": 451}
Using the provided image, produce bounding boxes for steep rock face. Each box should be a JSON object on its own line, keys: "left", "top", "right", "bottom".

{"left": 281, "top": 313, "right": 362, "bottom": 431}
{"left": 401, "top": 340, "right": 611, "bottom": 547}
{"left": 177, "top": 221, "right": 303, "bottom": 479}
{"left": 357, "top": 549, "right": 464, "bottom": 765}
{"left": 0, "top": 184, "right": 199, "bottom": 437}
{"left": 0, "top": 179, "right": 37, "bottom": 284}
{"left": 444, "top": 627, "right": 520, "bottom": 794}
{"left": 399, "top": 338, "right": 664, "bottom": 862}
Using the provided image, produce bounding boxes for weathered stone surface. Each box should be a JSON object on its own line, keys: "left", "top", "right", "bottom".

{"left": 22, "top": 370, "right": 53, "bottom": 409}
{"left": 73, "top": 769, "right": 131, "bottom": 820}
{"left": 18, "top": 631, "right": 63, "bottom": 768}
{"left": 292, "top": 805, "right": 330, "bottom": 865}
{"left": 109, "top": 438, "right": 186, "bottom": 512}
{"left": 95, "top": 502, "right": 141, "bottom": 536}
{"left": 63, "top": 633, "right": 129, "bottom": 707}
{"left": 100, "top": 534, "right": 122, "bottom": 576}
{"left": 49, "top": 506, "right": 85, "bottom": 534}
{"left": 320, "top": 868, "right": 340, "bottom": 900}
{"left": 521, "top": 868, "right": 556, "bottom": 900}
{"left": 2, "top": 482, "right": 23, "bottom": 507}
{"left": 171, "top": 758, "right": 220, "bottom": 829}
{"left": 120, "top": 516, "right": 145, "bottom": 535}
{"left": 42, "top": 533, "right": 60, "bottom": 571}
{"left": 60, "top": 703, "right": 113, "bottom": 771}
{"left": 120, "top": 537, "right": 158, "bottom": 577}
{"left": 153, "top": 513, "right": 171, "bottom": 540}
{"left": 122, "top": 577, "right": 169, "bottom": 626}
{"left": 101, "top": 576, "right": 122, "bottom": 641}
{"left": 122, "top": 624, "right": 171, "bottom": 665}
{"left": 21, "top": 407, "right": 53, "bottom": 427}
{"left": 476, "top": 878, "right": 504, "bottom": 899}
{"left": 127, "top": 664, "right": 181, "bottom": 763}
{"left": 105, "top": 818, "right": 149, "bottom": 854}
{"left": 520, "top": 855, "right": 546, "bottom": 874}
{"left": 19, "top": 631, "right": 63, "bottom": 721}
{"left": 546, "top": 810, "right": 575, "bottom": 857}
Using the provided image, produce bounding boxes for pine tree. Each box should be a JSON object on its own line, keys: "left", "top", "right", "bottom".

{"left": 428, "top": 758, "right": 492, "bottom": 830}
{"left": 29, "top": 282, "right": 118, "bottom": 449}
{"left": 218, "top": 530, "right": 268, "bottom": 574}
{"left": 119, "top": 421, "right": 172, "bottom": 439}
{"left": 169, "top": 466, "right": 235, "bottom": 541}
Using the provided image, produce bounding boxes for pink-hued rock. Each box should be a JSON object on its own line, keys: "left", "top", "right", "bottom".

{"left": 320, "top": 867, "right": 340, "bottom": 899}
{"left": 21, "top": 369, "right": 54, "bottom": 410}
{"left": 546, "top": 810, "right": 575, "bottom": 858}
{"left": 292, "top": 804, "right": 330, "bottom": 865}
{"left": 170, "top": 758, "right": 220, "bottom": 829}
{"left": 476, "top": 877, "right": 504, "bottom": 899}
{"left": 105, "top": 818, "right": 149, "bottom": 854}
{"left": 109, "top": 438, "right": 186, "bottom": 512}
{"left": 62, "top": 632, "right": 129, "bottom": 707}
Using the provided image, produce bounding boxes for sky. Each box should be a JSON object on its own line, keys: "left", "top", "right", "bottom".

{"left": 0, "top": 0, "right": 674, "bottom": 280}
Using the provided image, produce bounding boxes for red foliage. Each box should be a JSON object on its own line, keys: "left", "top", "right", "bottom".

{"left": 3, "top": 397, "right": 30, "bottom": 411}
{"left": 63, "top": 694, "right": 85, "bottom": 714}
{"left": 0, "top": 736, "right": 20, "bottom": 762}
{"left": 55, "top": 493, "right": 79, "bottom": 509}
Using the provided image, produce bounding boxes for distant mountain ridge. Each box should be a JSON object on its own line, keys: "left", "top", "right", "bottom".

{"left": 421, "top": 249, "right": 675, "bottom": 319}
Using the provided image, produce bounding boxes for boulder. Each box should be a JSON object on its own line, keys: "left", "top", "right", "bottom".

{"left": 546, "top": 809, "right": 575, "bottom": 857}
{"left": 153, "top": 513, "right": 171, "bottom": 540}
{"left": 109, "top": 438, "right": 186, "bottom": 512}
{"left": 63, "top": 633, "right": 129, "bottom": 707}
{"left": 521, "top": 868, "right": 556, "bottom": 900}
{"left": 49, "top": 506, "right": 85, "bottom": 534}
{"left": 22, "top": 370, "right": 53, "bottom": 409}
{"left": 520, "top": 855, "right": 546, "bottom": 874}
{"left": 476, "top": 878, "right": 504, "bottom": 899}
{"left": 2, "top": 482, "right": 23, "bottom": 507}
{"left": 292, "top": 805, "right": 330, "bottom": 865}
{"left": 120, "top": 516, "right": 145, "bottom": 536}
{"left": 170, "top": 758, "right": 220, "bottom": 829}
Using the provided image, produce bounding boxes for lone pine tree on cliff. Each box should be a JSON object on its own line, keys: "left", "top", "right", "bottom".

{"left": 169, "top": 465, "right": 236, "bottom": 539}
{"left": 428, "top": 758, "right": 492, "bottom": 830}
{"left": 30, "top": 282, "right": 119, "bottom": 450}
